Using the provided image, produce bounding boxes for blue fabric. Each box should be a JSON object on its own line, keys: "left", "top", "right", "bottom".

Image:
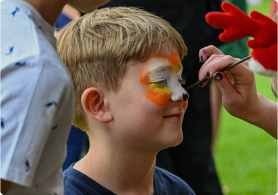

{"left": 62, "top": 126, "right": 86, "bottom": 171}
{"left": 63, "top": 165, "right": 195, "bottom": 195}
{"left": 54, "top": 13, "right": 71, "bottom": 28}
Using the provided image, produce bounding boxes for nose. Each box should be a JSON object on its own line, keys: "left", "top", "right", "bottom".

{"left": 169, "top": 79, "right": 189, "bottom": 102}
{"left": 183, "top": 93, "right": 189, "bottom": 101}
{"left": 171, "top": 88, "right": 189, "bottom": 102}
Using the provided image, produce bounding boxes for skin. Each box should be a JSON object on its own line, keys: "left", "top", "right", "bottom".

{"left": 199, "top": 45, "right": 277, "bottom": 139}
{"left": 74, "top": 42, "right": 188, "bottom": 194}
{"left": 23, "top": 0, "right": 110, "bottom": 26}
{"left": 62, "top": 4, "right": 81, "bottom": 20}
{"left": 1, "top": 0, "right": 110, "bottom": 194}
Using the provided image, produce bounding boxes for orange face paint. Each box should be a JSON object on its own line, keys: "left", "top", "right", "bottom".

{"left": 168, "top": 52, "right": 182, "bottom": 76}
{"left": 182, "top": 100, "right": 188, "bottom": 108}
{"left": 140, "top": 52, "right": 184, "bottom": 106}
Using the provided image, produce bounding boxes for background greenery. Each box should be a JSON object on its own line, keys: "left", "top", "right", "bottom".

{"left": 214, "top": 0, "right": 277, "bottom": 194}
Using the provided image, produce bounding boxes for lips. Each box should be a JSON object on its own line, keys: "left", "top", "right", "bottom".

{"left": 163, "top": 112, "right": 183, "bottom": 121}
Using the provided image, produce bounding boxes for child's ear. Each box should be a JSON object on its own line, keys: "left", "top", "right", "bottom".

{"left": 81, "top": 88, "right": 113, "bottom": 123}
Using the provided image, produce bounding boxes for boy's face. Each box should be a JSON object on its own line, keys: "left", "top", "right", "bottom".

{"left": 108, "top": 42, "right": 188, "bottom": 151}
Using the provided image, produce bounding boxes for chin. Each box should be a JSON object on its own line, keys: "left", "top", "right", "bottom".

{"left": 171, "top": 133, "right": 183, "bottom": 147}
{"left": 160, "top": 129, "right": 183, "bottom": 150}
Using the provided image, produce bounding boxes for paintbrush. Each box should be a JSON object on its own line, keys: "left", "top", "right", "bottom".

{"left": 184, "top": 55, "right": 251, "bottom": 91}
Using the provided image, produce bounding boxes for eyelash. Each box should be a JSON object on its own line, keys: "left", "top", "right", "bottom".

{"left": 151, "top": 78, "right": 186, "bottom": 86}
{"left": 152, "top": 80, "right": 167, "bottom": 85}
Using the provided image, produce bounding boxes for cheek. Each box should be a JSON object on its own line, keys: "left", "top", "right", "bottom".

{"left": 145, "top": 86, "right": 172, "bottom": 106}
{"left": 132, "top": 101, "right": 164, "bottom": 130}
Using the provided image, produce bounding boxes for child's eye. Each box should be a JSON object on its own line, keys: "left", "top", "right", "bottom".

{"left": 178, "top": 78, "right": 186, "bottom": 85}
{"left": 151, "top": 79, "right": 167, "bottom": 86}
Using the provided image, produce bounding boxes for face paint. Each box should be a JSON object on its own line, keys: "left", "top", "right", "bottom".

{"left": 182, "top": 100, "right": 188, "bottom": 108}
{"left": 140, "top": 52, "right": 189, "bottom": 106}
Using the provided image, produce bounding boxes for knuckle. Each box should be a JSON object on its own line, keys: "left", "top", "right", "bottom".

{"left": 211, "top": 54, "right": 218, "bottom": 59}
{"left": 208, "top": 45, "right": 214, "bottom": 49}
{"left": 224, "top": 55, "right": 234, "bottom": 62}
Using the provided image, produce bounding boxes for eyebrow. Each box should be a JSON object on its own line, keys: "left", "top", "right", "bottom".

{"left": 149, "top": 64, "right": 183, "bottom": 75}
{"left": 149, "top": 65, "right": 169, "bottom": 74}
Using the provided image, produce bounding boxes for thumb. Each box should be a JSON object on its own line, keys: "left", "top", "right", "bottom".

{"left": 212, "top": 72, "right": 239, "bottom": 101}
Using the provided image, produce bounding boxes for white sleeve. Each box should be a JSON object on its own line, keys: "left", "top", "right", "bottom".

{"left": 1, "top": 60, "right": 74, "bottom": 187}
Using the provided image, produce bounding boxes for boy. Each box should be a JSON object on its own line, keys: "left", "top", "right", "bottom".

{"left": 57, "top": 7, "right": 194, "bottom": 194}
{"left": 1, "top": 0, "right": 108, "bottom": 194}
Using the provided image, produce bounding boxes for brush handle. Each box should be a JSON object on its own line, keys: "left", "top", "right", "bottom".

{"left": 220, "top": 55, "right": 251, "bottom": 72}
{"left": 185, "top": 55, "right": 251, "bottom": 91}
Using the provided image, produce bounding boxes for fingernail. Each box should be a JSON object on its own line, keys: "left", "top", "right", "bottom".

{"left": 183, "top": 93, "right": 189, "bottom": 101}
{"left": 199, "top": 49, "right": 207, "bottom": 63}
{"left": 213, "top": 72, "right": 223, "bottom": 81}
{"left": 199, "top": 55, "right": 203, "bottom": 63}
{"left": 206, "top": 71, "right": 210, "bottom": 78}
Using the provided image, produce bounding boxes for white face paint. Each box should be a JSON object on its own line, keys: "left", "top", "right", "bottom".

{"left": 148, "top": 65, "right": 188, "bottom": 102}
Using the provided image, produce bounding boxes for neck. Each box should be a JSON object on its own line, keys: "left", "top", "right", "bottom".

{"left": 74, "top": 138, "right": 157, "bottom": 195}
{"left": 23, "top": 0, "right": 66, "bottom": 26}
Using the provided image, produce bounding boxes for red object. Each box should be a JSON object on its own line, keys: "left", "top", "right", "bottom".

{"left": 205, "top": 2, "right": 277, "bottom": 77}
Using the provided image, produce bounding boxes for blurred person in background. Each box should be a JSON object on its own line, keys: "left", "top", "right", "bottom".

{"left": 54, "top": 4, "right": 80, "bottom": 36}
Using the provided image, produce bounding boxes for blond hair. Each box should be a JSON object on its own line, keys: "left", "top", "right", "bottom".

{"left": 57, "top": 7, "right": 187, "bottom": 131}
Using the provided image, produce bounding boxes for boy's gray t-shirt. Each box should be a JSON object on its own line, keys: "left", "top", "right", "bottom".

{"left": 1, "top": 0, "right": 74, "bottom": 194}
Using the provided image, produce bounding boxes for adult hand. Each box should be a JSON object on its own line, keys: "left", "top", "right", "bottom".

{"left": 198, "top": 45, "right": 277, "bottom": 138}
{"left": 198, "top": 45, "right": 258, "bottom": 120}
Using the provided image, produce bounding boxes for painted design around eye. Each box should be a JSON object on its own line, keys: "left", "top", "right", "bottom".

{"left": 140, "top": 52, "right": 184, "bottom": 106}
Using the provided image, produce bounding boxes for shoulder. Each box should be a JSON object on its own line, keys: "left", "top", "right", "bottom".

{"left": 63, "top": 165, "right": 116, "bottom": 195}
{"left": 63, "top": 165, "right": 90, "bottom": 194}
{"left": 154, "top": 167, "right": 195, "bottom": 195}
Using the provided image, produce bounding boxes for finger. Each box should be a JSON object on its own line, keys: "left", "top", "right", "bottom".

{"left": 209, "top": 56, "right": 255, "bottom": 91}
{"left": 212, "top": 71, "right": 241, "bottom": 103}
{"left": 230, "top": 64, "right": 255, "bottom": 87}
{"left": 199, "top": 56, "right": 226, "bottom": 86}
{"left": 199, "top": 54, "right": 224, "bottom": 79}
{"left": 225, "top": 71, "right": 234, "bottom": 84}
{"left": 199, "top": 45, "right": 224, "bottom": 63}
{"left": 208, "top": 55, "right": 242, "bottom": 76}
{"left": 199, "top": 55, "right": 243, "bottom": 87}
